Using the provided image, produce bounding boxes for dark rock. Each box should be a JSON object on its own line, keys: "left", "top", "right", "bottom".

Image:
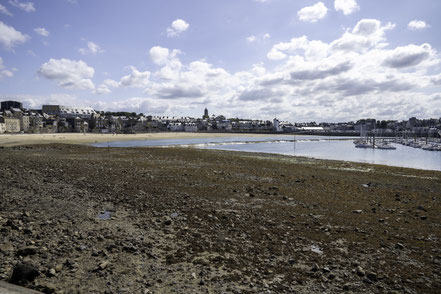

{"left": 17, "top": 246, "right": 38, "bottom": 256}
{"left": 367, "top": 272, "right": 377, "bottom": 282}
{"left": 10, "top": 263, "right": 40, "bottom": 285}
{"left": 395, "top": 243, "right": 404, "bottom": 250}
{"left": 420, "top": 216, "right": 427, "bottom": 220}
{"left": 356, "top": 266, "right": 365, "bottom": 277}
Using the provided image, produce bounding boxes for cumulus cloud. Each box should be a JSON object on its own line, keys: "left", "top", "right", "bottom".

{"left": 119, "top": 66, "right": 151, "bottom": 88}
{"left": 0, "top": 21, "right": 30, "bottom": 50}
{"left": 0, "top": 57, "right": 14, "bottom": 80}
{"left": 30, "top": 16, "right": 440, "bottom": 122}
{"left": 166, "top": 19, "right": 189, "bottom": 37}
{"left": 238, "top": 88, "right": 282, "bottom": 101}
{"left": 330, "top": 19, "right": 395, "bottom": 52}
{"left": 95, "top": 68, "right": 151, "bottom": 94}
{"left": 37, "top": 58, "right": 95, "bottom": 90}
{"left": 94, "top": 79, "right": 118, "bottom": 95}
{"left": 290, "top": 61, "right": 353, "bottom": 80}
{"left": 34, "top": 27, "right": 49, "bottom": 37}
{"left": 408, "top": 20, "right": 430, "bottom": 31}
{"left": 334, "top": 0, "right": 359, "bottom": 15}
{"left": 0, "top": 4, "right": 13, "bottom": 16}
{"left": 297, "top": 2, "right": 327, "bottom": 23}
{"left": 79, "top": 41, "right": 104, "bottom": 55}
{"left": 9, "top": 0, "right": 35, "bottom": 12}
{"left": 383, "top": 44, "right": 434, "bottom": 69}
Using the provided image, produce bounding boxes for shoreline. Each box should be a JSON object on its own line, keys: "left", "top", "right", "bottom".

{"left": 0, "top": 132, "right": 289, "bottom": 147}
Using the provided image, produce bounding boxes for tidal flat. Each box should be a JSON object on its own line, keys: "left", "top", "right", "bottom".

{"left": 0, "top": 145, "right": 440, "bottom": 293}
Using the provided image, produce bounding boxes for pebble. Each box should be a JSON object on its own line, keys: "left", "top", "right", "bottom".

{"left": 99, "top": 261, "right": 109, "bottom": 270}
{"left": 395, "top": 243, "right": 404, "bottom": 250}
{"left": 0, "top": 242, "right": 14, "bottom": 252}
{"left": 356, "top": 266, "right": 365, "bottom": 277}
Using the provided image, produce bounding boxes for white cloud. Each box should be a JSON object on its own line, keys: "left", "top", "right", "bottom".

{"left": 0, "top": 4, "right": 13, "bottom": 16}
{"left": 166, "top": 19, "right": 189, "bottom": 37}
{"left": 334, "top": 0, "right": 359, "bottom": 15}
{"left": 95, "top": 68, "right": 151, "bottom": 94}
{"left": 9, "top": 0, "right": 35, "bottom": 12}
{"left": 330, "top": 19, "right": 395, "bottom": 52}
{"left": 247, "top": 35, "right": 256, "bottom": 43}
{"left": 408, "top": 20, "right": 430, "bottom": 31}
{"left": 0, "top": 57, "right": 14, "bottom": 80}
{"left": 0, "top": 21, "right": 30, "bottom": 50}
{"left": 382, "top": 43, "right": 435, "bottom": 69}
{"left": 37, "top": 58, "right": 95, "bottom": 90}
{"left": 119, "top": 66, "right": 151, "bottom": 88}
{"left": 247, "top": 34, "right": 270, "bottom": 43}
{"left": 34, "top": 27, "right": 49, "bottom": 37}
{"left": 79, "top": 41, "right": 104, "bottom": 55}
{"left": 297, "top": 2, "right": 327, "bottom": 23}
{"left": 27, "top": 16, "right": 441, "bottom": 122}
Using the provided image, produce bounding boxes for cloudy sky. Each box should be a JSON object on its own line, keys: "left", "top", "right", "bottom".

{"left": 0, "top": 0, "right": 440, "bottom": 122}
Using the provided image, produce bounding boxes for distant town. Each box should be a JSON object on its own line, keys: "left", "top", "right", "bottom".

{"left": 0, "top": 100, "right": 440, "bottom": 137}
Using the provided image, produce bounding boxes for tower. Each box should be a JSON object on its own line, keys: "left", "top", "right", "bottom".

{"left": 203, "top": 108, "right": 209, "bottom": 119}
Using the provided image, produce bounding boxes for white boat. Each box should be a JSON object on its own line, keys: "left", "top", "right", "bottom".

{"left": 355, "top": 141, "right": 374, "bottom": 148}
{"left": 375, "top": 142, "right": 396, "bottom": 150}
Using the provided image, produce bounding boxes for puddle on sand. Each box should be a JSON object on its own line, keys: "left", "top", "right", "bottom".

{"left": 98, "top": 210, "right": 111, "bottom": 220}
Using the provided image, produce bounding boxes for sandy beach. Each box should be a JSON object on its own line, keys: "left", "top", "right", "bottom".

{"left": 0, "top": 132, "right": 275, "bottom": 147}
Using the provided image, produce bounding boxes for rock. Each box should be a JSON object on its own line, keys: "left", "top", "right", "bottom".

{"left": 343, "top": 284, "right": 350, "bottom": 291}
{"left": 17, "top": 246, "right": 38, "bottom": 256}
{"left": 0, "top": 242, "right": 14, "bottom": 252}
{"left": 99, "top": 261, "right": 109, "bottom": 270}
{"left": 367, "top": 272, "right": 377, "bottom": 282}
{"left": 420, "top": 216, "right": 427, "bottom": 220}
{"left": 38, "top": 282, "right": 56, "bottom": 294}
{"left": 10, "top": 263, "right": 39, "bottom": 285}
{"left": 353, "top": 210, "right": 362, "bottom": 214}
{"left": 356, "top": 266, "right": 365, "bottom": 277}
{"left": 47, "top": 268, "right": 56, "bottom": 277}
{"left": 395, "top": 243, "right": 404, "bottom": 250}
{"left": 311, "top": 264, "right": 319, "bottom": 272}
{"left": 55, "top": 264, "right": 63, "bottom": 272}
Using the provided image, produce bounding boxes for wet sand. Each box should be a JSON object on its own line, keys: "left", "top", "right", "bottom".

{"left": 0, "top": 132, "right": 277, "bottom": 148}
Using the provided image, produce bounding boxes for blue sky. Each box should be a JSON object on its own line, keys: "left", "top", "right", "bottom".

{"left": 0, "top": 0, "right": 440, "bottom": 122}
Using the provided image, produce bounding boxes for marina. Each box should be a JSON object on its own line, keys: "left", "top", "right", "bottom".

{"left": 93, "top": 135, "right": 441, "bottom": 171}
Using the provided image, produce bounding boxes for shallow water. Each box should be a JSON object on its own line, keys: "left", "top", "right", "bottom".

{"left": 92, "top": 135, "right": 441, "bottom": 171}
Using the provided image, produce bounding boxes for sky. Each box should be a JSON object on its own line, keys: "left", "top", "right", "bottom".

{"left": 0, "top": 0, "right": 440, "bottom": 122}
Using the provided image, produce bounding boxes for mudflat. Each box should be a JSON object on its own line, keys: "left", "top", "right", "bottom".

{"left": 0, "top": 144, "right": 440, "bottom": 293}
{"left": 0, "top": 133, "right": 272, "bottom": 147}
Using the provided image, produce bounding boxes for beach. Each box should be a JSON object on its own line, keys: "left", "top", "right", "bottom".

{"left": 0, "top": 143, "right": 440, "bottom": 293}
{"left": 0, "top": 133, "right": 274, "bottom": 148}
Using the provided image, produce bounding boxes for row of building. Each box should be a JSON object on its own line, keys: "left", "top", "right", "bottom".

{"left": 1, "top": 100, "right": 440, "bottom": 135}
